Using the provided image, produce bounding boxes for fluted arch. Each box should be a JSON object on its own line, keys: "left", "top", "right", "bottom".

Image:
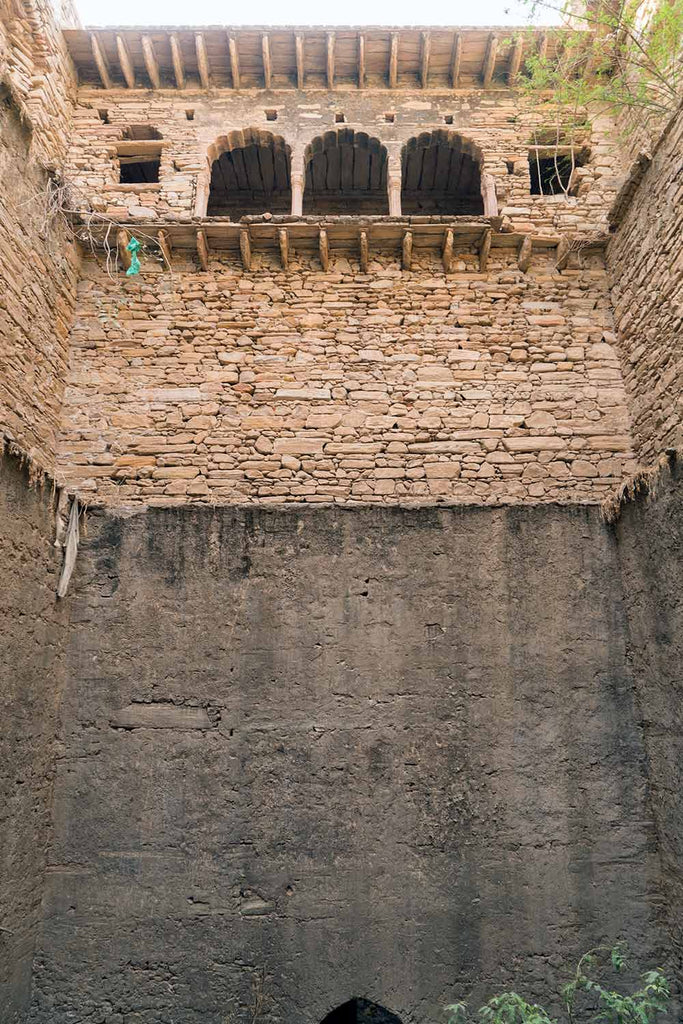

{"left": 401, "top": 129, "right": 484, "bottom": 216}
{"left": 207, "top": 128, "right": 291, "bottom": 219}
{"left": 304, "top": 128, "right": 389, "bottom": 215}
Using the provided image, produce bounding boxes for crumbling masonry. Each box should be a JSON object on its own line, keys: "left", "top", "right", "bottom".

{"left": 1, "top": 1, "right": 682, "bottom": 1022}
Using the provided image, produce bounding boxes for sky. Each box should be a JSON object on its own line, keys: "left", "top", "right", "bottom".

{"left": 76, "top": 0, "right": 559, "bottom": 28}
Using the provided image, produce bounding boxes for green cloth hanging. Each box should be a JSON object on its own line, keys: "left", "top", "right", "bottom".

{"left": 126, "top": 236, "right": 142, "bottom": 276}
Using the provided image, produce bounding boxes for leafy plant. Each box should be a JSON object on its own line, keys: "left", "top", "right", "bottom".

{"left": 445, "top": 945, "right": 671, "bottom": 1024}
{"left": 512, "top": 0, "right": 683, "bottom": 149}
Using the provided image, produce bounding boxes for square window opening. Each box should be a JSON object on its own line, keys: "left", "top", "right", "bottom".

{"left": 120, "top": 157, "right": 160, "bottom": 184}
{"left": 185, "top": 109, "right": 195, "bottom": 120}
{"left": 529, "top": 152, "right": 582, "bottom": 195}
{"left": 335, "top": 112, "right": 345, "bottom": 123}
{"left": 265, "top": 109, "right": 278, "bottom": 121}
{"left": 443, "top": 114, "right": 454, "bottom": 125}
{"left": 384, "top": 112, "right": 395, "bottom": 123}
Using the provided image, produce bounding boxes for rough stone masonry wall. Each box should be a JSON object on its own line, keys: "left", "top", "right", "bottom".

{"left": 56, "top": 247, "right": 635, "bottom": 507}
{"left": 66, "top": 88, "right": 618, "bottom": 236}
{"left": 31, "top": 501, "right": 666, "bottom": 1024}
{"left": 0, "top": 0, "right": 79, "bottom": 470}
{"left": 608, "top": 106, "right": 683, "bottom": 464}
{"left": 0, "top": 453, "right": 68, "bottom": 1021}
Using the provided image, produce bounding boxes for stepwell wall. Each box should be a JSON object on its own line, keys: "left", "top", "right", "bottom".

{"left": 31, "top": 502, "right": 667, "bottom": 1023}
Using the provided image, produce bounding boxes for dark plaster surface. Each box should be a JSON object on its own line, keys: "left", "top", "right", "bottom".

{"left": 614, "top": 459, "right": 683, "bottom": 975}
{"left": 0, "top": 455, "right": 67, "bottom": 1020}
{"left": 29, "top": 502, "right": 667, "bottom": 1023}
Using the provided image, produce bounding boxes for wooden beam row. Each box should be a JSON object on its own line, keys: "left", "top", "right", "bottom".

{"left": 89, "top": 29, "right": 546, "bottom": 92}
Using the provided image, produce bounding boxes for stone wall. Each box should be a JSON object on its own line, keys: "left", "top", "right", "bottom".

{"left": 0, "top": 452, "right": 68, "bottom": 1021}
{"left": 66, "top": 88, "right": 618, "bottom": 236}
{"left": 56, "top": 248, "right": 635, "bottom": 507}
{"left": 607, "top": 107, "right": 683, "bottom": 464}
{"left": 0, "top": 0, "right": 79, "bottom": 470}
{"left": 31, "top": 501, "right": 666, "bottom": 1024}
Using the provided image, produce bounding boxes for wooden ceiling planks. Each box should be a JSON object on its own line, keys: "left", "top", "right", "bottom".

{"left": 66, "top": 27, "right": 569, "bottom": 91}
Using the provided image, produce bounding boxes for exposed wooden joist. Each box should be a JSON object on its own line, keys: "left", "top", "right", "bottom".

{"left": 240, "top": 227, "right": 251, "bottom": 271}
{"left": 442, "top": 228, "right": 453, "bottom": 273}
{"left": 90, "top": 33, "right": 112, "bottom": 90}
{"left": 228, "top": 34, "right": 240, "bottom": 90}
{"left": 420, "top": 31, "right": 431, "bottom": 88}
{"left": 451, "top": 31, "right": 462, "bottom": 88}
{"left": 295, "top": 34, "right": 304, "bottom": 89}
{"left": 195, "top": 33, "right": 210, "bottom": 89}
{"left": 326, "top": 32, "right": 335, "bottom": 90}
{"left": 319, "top": 228, "right": 329, "bottom": 271}
{"left": 479, "top": 227, "right": 492, "bottom": 271}
{"left": 117, "top": 228, "right": 131, "bottom": 270}
{"left": 278, "top": 228, "right": 289, "bottom": 270}
{"left": 517, "top": 235, "right": 532, "bottom": 272}
{"left": 157, "top": 229, "right": 172, "bottom": 269}
{"left": 116, "top": 34, "right": 135, "bottom": 88}
{"left": 141, "top": 35, "right": 161, "bottom": 90}
{"left": 508, "top": 35, "right": 523, "bottom": 86}
{"left": 359, "top": 230, "right": 369, "bottom": 273}
{"left": 555, "top": 236, "right": 570, "bottom": 271}
{"left": 481, "top": 172, "right": 498, "bottom": 218}
{"left": 262, "top": 33, "right": 272, "bottom": 89}
{"left": 358, "top": 33, "right": 365, "bottom": 88}
{"left": 196, "top": 228, "right": 209, "bottom": 270}
{"left": 389, "top": 32, "right": 399, "bottom": 88}
{"left": 482, "top": 33, "right": 498, "bottom": 88}
{"left": 169, "top": 33, "right": 185, "bottom": 89}
{"left": 402, "top": 230, "right": 413, "bottom": 270}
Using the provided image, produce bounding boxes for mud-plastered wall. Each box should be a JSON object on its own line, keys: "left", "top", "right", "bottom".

{"left": 32, "top": 501, "right": 666, "bottom": 1023}
{"left": 0, "top": 454, "right": 67, "bottom": 1020}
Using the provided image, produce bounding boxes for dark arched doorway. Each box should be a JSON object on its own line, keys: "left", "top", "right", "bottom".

{"left": 321, "top": 999, "right": 403, "bottom": 1024}
{"left": 401, "top": 129, "right": 484, "bottom": 216}
{"left": 207, "top": 128, "right": 291, "bottom": 219}
{"left": 304, "top": 129, "right": 389, "bottom": 215}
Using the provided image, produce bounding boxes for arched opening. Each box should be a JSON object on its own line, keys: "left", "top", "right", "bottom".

{"left": 304, "top": 129, "right": 388, "bottom": 216}
{"left": 321, "top": 1000, "right": 403, "bottom": 1024}
{"left": 207, "top": 129, "right": 291, "bottom": 219}
{"left": 401, "top": 130, "right": 484, "bottom": 216}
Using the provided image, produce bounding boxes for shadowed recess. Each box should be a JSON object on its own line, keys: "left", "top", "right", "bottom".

{"left": 401, "top": 129, "right": 484, "bottom": 215}
{"left": 304, "top": 128, "right": 389, "bottom": 215}
{"left": 207, "top": 128, "right": 291, "bottom": 218}
{"left": 321, "top": 1000, "right": 404, "bottom": 1024}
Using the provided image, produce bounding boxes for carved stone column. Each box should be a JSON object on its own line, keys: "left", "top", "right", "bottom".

{"left": 481, "top": 171, "right": 498, "bottom": 218}
{"left": 291, "top": 148, "right": 305, "bottom": 217}
{"left": 387, "top": 154, "right": 402, "bottom": 217}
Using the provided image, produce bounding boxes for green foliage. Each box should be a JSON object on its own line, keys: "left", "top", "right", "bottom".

{"left": 515, "top": 0, "right": 683, "bottom": 145}
{"left": 444, "top": 945, "right": 671, "bottom": 1024}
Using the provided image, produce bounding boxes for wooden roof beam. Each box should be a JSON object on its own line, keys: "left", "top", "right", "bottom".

{"left": 295, "top": 33, "right": 304, "bottom": 89}
{"left": 196, "top": 228, "right": 209, "bottom": 270}
{"left": 319, "top": 228, "right": 329, "bottom": 271}
{"left": 195, "top": 33, "right": 210, "bottom": 89}
{"left": 116, "top": 34, "right": 135, "bottom": 88}
{"left": 228, "top": 34, "right": 240, "bottom": 90}
{"left": 157, "top": 229, "right": 172, "bottom": 269}
{"left": 482, "top": 33, "right": 498, "bottom": 88}
{"left": 358, "top": 33, "right": 365, "bottom": 88}
{"left": 169, "top": 33, "right": 185, "bottom": 89}
{"left": 142, "top": 35, "right": 161, "bottom": 90}
{"left": 389, "top": 32, "right": 399, "bottom": 88}
{"left": 420, "top": 31, "right": 431, "bottom": 88}
{"left": 326, "top": 32, "right": 335, "bottom": 89}
{"left": 262, "top": 33, "right": 272, "bottom": 89}
{"left": 90, "top": 33, "right": 112, "bottom": 90}
{"left": 508, "top": 35, "right": 523, "bottom": 86}
{"left": 240, "top": 228, "right": 252, "bottom": 271}
{"left": 451, "top": 31, "right": 461, "bottom": 88}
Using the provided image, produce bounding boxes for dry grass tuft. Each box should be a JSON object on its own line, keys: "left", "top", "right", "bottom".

{"left": 601, "top": 449, "right": 678, "bottom": 524}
